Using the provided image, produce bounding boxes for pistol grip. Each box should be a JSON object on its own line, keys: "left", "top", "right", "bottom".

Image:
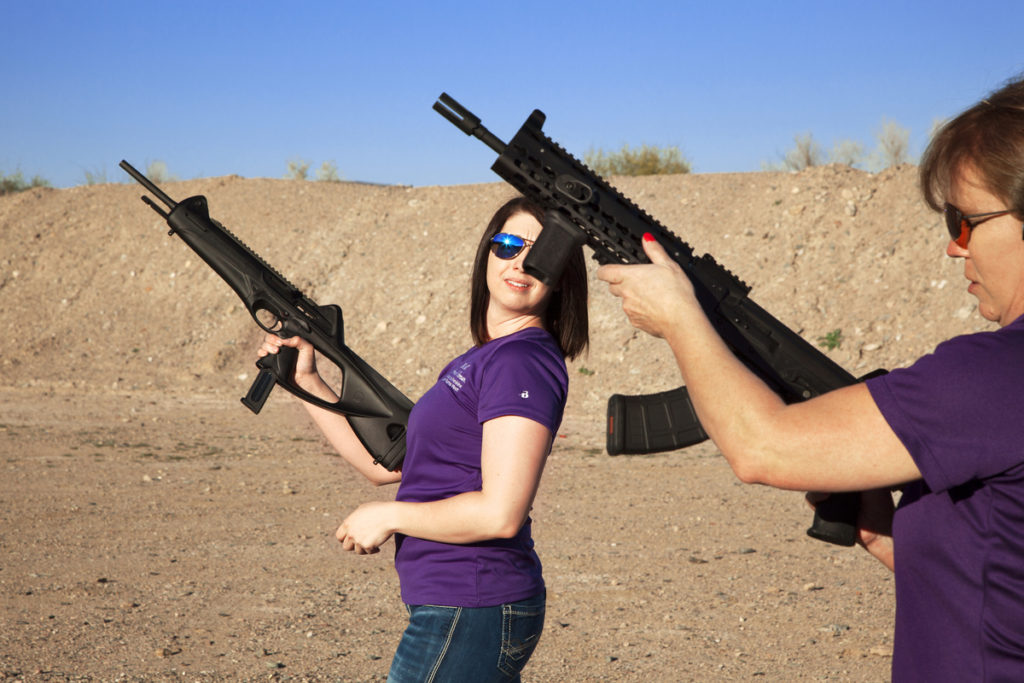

{"left": 806, "top": 492, "right": 859, "bottom": 546}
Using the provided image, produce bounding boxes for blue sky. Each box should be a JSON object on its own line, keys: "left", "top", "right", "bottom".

{"left": 4, "top": 1, "right": 1024, "bottom": 188}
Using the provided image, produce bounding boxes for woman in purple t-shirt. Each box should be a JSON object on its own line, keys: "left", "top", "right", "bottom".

{"left": 598, "top": 75, "right": 1024, "bottom": 681}
{"left": 258, "top": 196, "right": 589, "bottom": 681}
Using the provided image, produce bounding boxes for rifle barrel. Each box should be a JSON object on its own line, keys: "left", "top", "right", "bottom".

{"left": 433, "top": 94, "right": 507, "bottom": 154}
{"left": 119, "top": 160, "right": 177, "bottom": 211}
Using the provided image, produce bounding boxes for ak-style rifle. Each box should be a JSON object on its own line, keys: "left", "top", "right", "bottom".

{"left": 434, "top": 94, "right": 882, "bottom": 546}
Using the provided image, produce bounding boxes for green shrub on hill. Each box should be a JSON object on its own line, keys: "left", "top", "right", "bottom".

{"left": 1, "top": 170, "right": 51, "bottom": 195}
{"left": 585, "top": 144, "right": 691, "bottom": 177}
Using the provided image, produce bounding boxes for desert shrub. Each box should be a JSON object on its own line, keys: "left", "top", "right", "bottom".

{"left": 829, "top": 140, "right": 866, "bottom": 167}
{"left": 146, "top": 160, "right": 177, "bottom": 183}
{"left": 82, "top": 168, "right": 108, "bottom": 185}
{"left": 315, "top": 160, "right": 342, "bottom": 182}
{"left": 284, "top": 158, "right": 311, "bottom": 180}
{"left": 769, "top": 118, "right": 914, "bottom": 172}
{"left": 779, "top": 133, "right": 825, "bottom": 171}
{"left": 585, "top": 144, "right": 691, "bottom": 177}
{"left": 874, "top": 118, "right": 911, "bottom": 168}
{"left": 0, "top": 170, "right": 51, "bottom": 195}
{"left": 285, "top": 159, "right": 344, "bottom": 182}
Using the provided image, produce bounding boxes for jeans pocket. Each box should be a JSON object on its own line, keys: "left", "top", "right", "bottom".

{"left": 497, "top": 594, "right": 546, "bottom": 678}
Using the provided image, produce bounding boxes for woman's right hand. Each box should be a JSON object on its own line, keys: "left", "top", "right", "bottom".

{"left": 597, "top": 234, "right": 700, "bottom": 341}
{"left": 257, "top": 333, "right": 321, "bottom": 391}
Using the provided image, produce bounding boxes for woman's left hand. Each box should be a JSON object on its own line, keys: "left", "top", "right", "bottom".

{"left": 336, "top": 501, "right": 397, "bottom": 554}
{"left": 806, "top": 489, "right": 895, "bottom": 570}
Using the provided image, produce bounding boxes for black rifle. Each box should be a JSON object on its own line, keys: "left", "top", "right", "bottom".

{"left": 119, "top": 160, "right": 411, "bottom": 471}
{"left": 434, "top": 94, "right": 880, "bottom": 546}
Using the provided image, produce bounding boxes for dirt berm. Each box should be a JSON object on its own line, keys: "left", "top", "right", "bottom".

{"left": 0, "top": 165, "right": 988, "bottom": 680}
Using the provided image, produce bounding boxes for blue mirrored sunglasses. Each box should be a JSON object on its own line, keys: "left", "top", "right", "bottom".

{"left": 489, "top": 232, "right": 535, "bottom": 260}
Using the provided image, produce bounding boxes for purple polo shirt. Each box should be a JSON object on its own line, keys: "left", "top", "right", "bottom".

{"left": 393, "top": 327, "right": 567, "bottom": 608}
{"left": 866, "top": 315, "right": 1024, "bottom": 681}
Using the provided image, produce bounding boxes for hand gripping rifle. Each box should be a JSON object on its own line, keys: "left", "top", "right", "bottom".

{"left": 119, "top": 160, "right": 411, "bottom": 471}
{"left": 434, "top": 94, "right": 883, "bottom": 546}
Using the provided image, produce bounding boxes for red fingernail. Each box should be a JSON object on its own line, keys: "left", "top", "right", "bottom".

{"left": 643, "top": 232, "right": 655, "bottom": 242}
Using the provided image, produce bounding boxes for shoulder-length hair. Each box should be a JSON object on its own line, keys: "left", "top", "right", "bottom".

{"left": 469, "top": 196, "right": 589, "bottom": 360}
{"left": 920, "top": 73, "right": 1024, "bottom": 215}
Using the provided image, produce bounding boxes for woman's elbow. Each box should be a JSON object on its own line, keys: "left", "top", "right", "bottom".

{"left": 488, "top": 511, "right": 529, "bottom": 539}
{"left": 364, "top": 468, "right": 401, "bottom": 487}
{"left": 724, "top": 448, "right": 785, "bottom": 487}
{"left": 730, "top": 459, "right": 768, "bottom": 485}
{"left": 491, "top": 522, "right": 525, "bottom": 540}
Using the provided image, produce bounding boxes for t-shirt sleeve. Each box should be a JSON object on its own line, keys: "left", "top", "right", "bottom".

{"left": 866, "top": 328, "right": 1024, "bottom": 492}
{"left": 477, "top": 339, "right": 568, "bottom": 434}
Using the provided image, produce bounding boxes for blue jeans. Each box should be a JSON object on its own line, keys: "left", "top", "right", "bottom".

{"left": 387, "top": 592, "right": 546, "bottom": 682}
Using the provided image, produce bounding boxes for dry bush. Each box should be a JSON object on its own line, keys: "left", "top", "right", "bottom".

{"left": 585, "top": 143, "right": 691, "bottom": 176}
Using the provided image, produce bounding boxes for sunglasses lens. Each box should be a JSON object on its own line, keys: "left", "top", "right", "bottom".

{"left": 490, "top": 233, "right": 526, "bottom": 259}
{"left": 944, "top": 204, "right": 970, "bottom": 248}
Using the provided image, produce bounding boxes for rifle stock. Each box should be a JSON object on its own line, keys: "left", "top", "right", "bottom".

{"left": 435, "top": 94, "right": 870, "bottom": 546}
{"left": 119, "top": 160, "right": 411, "bottom": 471}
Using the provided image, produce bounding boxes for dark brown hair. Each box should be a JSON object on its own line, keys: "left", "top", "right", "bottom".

{"left": 920, "top": 74, "right": 1024, "bottom": 216}
{"left": 469, "top": 196, "right": 589, "bottom": 360}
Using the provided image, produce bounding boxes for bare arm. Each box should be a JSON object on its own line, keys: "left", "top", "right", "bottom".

{"left": 597, "top": 236, "right": 921, "bottom": 493}
{"left": 336, "top": 415, "right": 552, "bottom": 553}
{"left": 258, "top": 334, "right": 401, "bottom": 486}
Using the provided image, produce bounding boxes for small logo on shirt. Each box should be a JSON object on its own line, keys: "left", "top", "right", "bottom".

{"left": 520, "top": 390, "right": 530, "bottom": 399}
{"left": 442, "top": 362, "right": 471, "bottom": 393}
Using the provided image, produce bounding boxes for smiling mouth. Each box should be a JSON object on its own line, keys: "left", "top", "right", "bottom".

{"left": 505, "top": 278, "right": 530, "bottom": 290}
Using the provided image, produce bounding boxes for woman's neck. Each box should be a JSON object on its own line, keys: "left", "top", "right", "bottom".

{"left": 486, "top": 312, "right": 544, "bottom": 341}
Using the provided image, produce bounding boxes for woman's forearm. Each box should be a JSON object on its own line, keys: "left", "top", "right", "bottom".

{"left": 339, "top": 488, "right": 533, "bottom": 552}
{"left": 661, "top": 308, "right": 789, "bottom": 479}
{"left": 392, "top": 491, "right": 529, "bottom": 544}
{"left": 297, "top": 374, "right": 401, "bottom": 486}
{"left": 597, "top": 238, "right": 919, "bottom": 492}
{"left": 258, "top": 334, "right": 400, "bottom": 486}
{"left": 661, "top": 310, "right": 918, "bottom": 492}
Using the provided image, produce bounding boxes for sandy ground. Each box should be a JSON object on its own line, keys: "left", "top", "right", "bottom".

{"left": 0, "top": 164, "right": 991, "bottom": 680}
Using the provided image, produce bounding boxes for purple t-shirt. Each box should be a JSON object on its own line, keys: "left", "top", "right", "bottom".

{"left": 866, "top": 315, "right": 1024, "bottom": 681}
{"left": 393, "top": 327, "right": 568, "bottom": 608}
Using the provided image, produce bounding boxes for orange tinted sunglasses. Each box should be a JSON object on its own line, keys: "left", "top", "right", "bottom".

{"left": 944, "top": 203, "right": 1012, "bottom": 248}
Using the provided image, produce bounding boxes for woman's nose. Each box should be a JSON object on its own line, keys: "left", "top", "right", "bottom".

{"left": 510, "top": 250, "right": 529, "bottom": 269}
{"left": 946, "top": 239, "right": 968, "bottom": 258}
